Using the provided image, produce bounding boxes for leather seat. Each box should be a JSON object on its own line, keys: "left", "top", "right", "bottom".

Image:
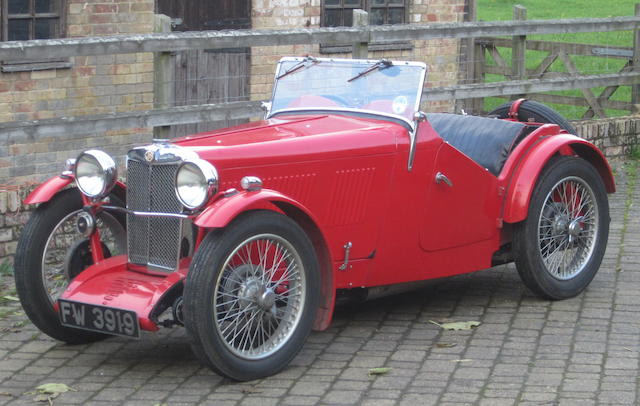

{"left": 426, "top": 113, "right": 526, "bottom": 176}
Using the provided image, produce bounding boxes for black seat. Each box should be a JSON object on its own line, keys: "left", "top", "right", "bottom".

{"left": 426, "top": 113, "right": 526, "bottom": 176}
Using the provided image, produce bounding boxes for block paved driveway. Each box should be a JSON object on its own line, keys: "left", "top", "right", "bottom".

{"left": 0, "top": 161, "right": 638, "bottom": 406}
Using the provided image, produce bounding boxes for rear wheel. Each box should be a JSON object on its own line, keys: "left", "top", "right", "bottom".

{"left": 514, "top": 157, "right": 609, "bottom": 299}
{"left": 488, "top": 100, "right": 576, "bottom": 134}
{"left": 184, "top": 211, "right": 319, "bottom": 381}
{"left": 14, "top": 189, "right": 126, "bottom": 343}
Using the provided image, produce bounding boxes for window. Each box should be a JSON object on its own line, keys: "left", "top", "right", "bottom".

{"left": 321, "top": 0, "right": 411, "bottom": 53}
{"left": 1, "top": 0, "right": 69, "bottom": 72}
{"left": 323, "top": 0, "right": 407, "bottom": 27}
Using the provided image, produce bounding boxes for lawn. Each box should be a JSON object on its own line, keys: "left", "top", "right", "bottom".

{"left": 477, "top": 0, "right": 638, "bottom": 119}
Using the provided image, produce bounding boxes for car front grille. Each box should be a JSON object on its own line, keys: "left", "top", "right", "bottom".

{"left": 126, "top": 159, "right": 183, "bottom": 271}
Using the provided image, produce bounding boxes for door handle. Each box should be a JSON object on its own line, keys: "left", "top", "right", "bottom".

{"left": 435, "top": 172, "right": 453, "bottom": 187}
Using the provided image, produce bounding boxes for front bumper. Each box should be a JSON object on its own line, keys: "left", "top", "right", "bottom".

{"left": 57, "top": 255, "right": 189, "bottom": 332}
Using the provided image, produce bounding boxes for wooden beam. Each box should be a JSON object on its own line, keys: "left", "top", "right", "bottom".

{"left": 422, "top": 71, "right": 640, "bottom": 101}
{"left": 480, "top": 37, "right": 634, "bottom": 59}
{"left": 558, "top": 52, "right": 607, "bottom": 118}
{"left": 2, "top": 16, "right": 640, "bottom": 60}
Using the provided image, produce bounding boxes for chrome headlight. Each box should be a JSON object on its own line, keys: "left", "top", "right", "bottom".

{"left": 175, "top": 159, "right": 218, "bottom": 210}
{"left": 74, "top": 150, "right": 117, "bottom": 199}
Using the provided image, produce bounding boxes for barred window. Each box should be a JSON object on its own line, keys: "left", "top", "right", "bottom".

{"left": 321, "top": 0, "right": 411, "bottom": 53}
{"left": 1, "top": 0, "right": 69, "bottom": 71}
{"left": 322, "top": 0, "right": 407, "bottom": 27}
{"left": 3, "top": 0, "right": 64, "bottom": 41}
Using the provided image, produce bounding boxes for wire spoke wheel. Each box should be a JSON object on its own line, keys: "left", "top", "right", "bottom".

{"left": 184, "top": 211, "right": 319, "bottom": 381}
{"left": 15, "top": 189, "right": 127, "bottom": 343}
{"left": 41, "top": 210, "right": 126, "bottom": 303}
{"left": 514, "top": 157, "right": 609, "bottom": 300}
{"left": 214, "top": 234, "right": 306, "bottom": 360}
{"left": 538, "top": 176, "right": 598, "bottom": 280}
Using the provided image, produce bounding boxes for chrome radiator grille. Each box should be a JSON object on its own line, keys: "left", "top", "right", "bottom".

{"left": 126, "top": 159, "right": 183, "bottom": 271}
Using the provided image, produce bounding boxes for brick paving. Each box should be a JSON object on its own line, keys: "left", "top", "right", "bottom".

{"left": 0, "top": 161, "right": 638, "bottom": 406}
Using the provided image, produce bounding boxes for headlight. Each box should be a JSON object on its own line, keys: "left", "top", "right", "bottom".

{"left": 175, "top": 159, "right": 218, "bottom": 210}
{"left": 75, "top": 150, "right": 117, "bottom": 199}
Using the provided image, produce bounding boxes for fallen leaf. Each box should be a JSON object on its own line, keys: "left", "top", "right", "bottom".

{"left": 368, "top": 367, "right": 392, "bottom": 377}
{"left": 0, "top": 392, "right": 13, "bottom": 397}
{"left": 33, "top": 393, "right": 52, "bottom": 403}
{"left": 2, "top": 296, "right": 19, "bottom": 302}
{"left": 429, "top": 320, "right": 481, "bottom": 331}
{"left": 435, "top": 342, "right": 457, "bottom": 348}
{"left": 241, "top": 387, "right": 261, "bottom": 394}
{"left": 34, "top": 383, "right": 75, "bottom": 395}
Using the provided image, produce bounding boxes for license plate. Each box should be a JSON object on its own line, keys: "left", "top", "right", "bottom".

{"left": 58, "top": 299, "right": 140, "bottom": 339}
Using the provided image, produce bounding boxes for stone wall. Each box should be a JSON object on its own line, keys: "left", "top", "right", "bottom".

{"left": 573, "top": 116, "right": 640, "bottom": 159}
{"left": 0, "top": 0, "right": 156, "bottom": 186}
{"left": 250, "top": 0, "right": 465, "bottom": 113}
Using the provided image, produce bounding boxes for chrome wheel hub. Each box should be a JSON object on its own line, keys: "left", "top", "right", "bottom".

{"left": 537, "top": 176, "right": 598, "bottom": 280}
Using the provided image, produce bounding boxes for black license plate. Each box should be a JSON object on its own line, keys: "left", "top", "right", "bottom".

{"left": 58, "top": 299, "right": 140, "bottom": 339}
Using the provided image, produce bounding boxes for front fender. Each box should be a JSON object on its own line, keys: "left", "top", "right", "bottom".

{"left": 503, "top": 134, "right": 615, "bottom": 223}
{"left": 194, "top": 189, "right": 336, "bottom": 331}
{"left": 24, "top": 175, "right": 127, "bottom": 205}
{"left": 24, "top": 176, "right": 74, "bottom": 205}
{"left": 194, "top": 189, "right": 315, "bottom": 228}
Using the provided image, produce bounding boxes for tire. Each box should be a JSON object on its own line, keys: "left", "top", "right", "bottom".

{"left": 488, "top": 100, "right": 576, "bottom": 134}
{"left": 14, "top": 188, "right": 126, "bottom": 344}
{"left": 183, "top": 210, "right": 320, "bottom": 381}
{"left": 513, "top": 157, "right": 610, "bottom": 299}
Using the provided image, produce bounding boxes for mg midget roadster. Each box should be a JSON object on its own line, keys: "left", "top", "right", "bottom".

{"left": 15, "top": 57, "right": 614, "bottom": 381}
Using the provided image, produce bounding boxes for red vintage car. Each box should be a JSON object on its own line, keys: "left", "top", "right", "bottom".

{"left": 15, "top": 57, "right": 614, "bottom": 381}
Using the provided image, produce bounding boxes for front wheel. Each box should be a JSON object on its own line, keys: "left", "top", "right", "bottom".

{"left": 14, "top": 189, "right": 126, "bottom": 343}
{"left": 183, "top": 211, "right": 319, "bottom": 381}
{"left": 514, "top": 157, "right": 610, "bottom": 299}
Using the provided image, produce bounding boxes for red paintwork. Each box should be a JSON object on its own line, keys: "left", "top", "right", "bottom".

{"left": 59, "top": 255, "right": 190, "bottom": 332}
{"left": 24, "top": 178, "right": 127, "bottom": 205}
{"left": 24, "top": 176, "right": 73, "bottom": 205}
{"left": 31, "top": 109, "right": 615, "bottom": 333}
{"left": 502, "top": 132, "right": 615, "bottom": 223}
{"left": 508, "top": 98, "right": 526, "bottom": 119}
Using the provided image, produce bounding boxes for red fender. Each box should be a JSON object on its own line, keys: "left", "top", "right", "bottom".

{"left": 194, "top": 189, "right": 336, "bottom": 331}
{"left": 24, "top": 175, "right": 127, "bottom": 205}
{"left": 24, "top": 176, "right": 73, "bottom": 205}
{"left": 503, "top": 133, "right": 615, "bottom": 224}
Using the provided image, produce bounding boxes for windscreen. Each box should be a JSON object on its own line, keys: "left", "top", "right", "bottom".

{"left": 270, "top": 57, "right": 427, "bottom": 122}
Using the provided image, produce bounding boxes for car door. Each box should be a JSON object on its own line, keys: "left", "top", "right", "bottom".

{"left": 419, "top": 141, "right": 500, "bottom": 252}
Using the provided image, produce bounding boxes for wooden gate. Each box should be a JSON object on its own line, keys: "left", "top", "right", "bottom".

{"left": 157, "top": 0, "right": 251, "bottom": 137}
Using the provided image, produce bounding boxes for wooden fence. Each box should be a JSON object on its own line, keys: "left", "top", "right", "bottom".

{"left": 470, "top": 4, "right": 640, "bottom": 119}
{"left": 2, "top": 11, "right": 640, "bottom": 142}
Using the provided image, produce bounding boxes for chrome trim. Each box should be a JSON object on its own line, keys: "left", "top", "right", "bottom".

{"left": 175, "top": 159, "right": 219, "bottom": 210}
{"left": 240, "top": 176, "right": 262, "bottom": 192}
{"left": 338, "top": 242, "right": 353, "bottom": 271}
{"left": 76, "top": 211, "right": 95, "bottom": 237}
{"left": 102, "top": 205, "right": 190, "bottom": 219}
{"left": 74, "top": 150, "right": 118, "bottom": 199}
{"left": 409, "top": 111, "right": 427, "bottom": 171}
{"left": 268, "top": 106, "right": 415, "bottom": 130}
{"left": 127, "top": 142, "right": 199, "bottom": 165}
{"left": 435, "top": 172, "right": 454, "bottom": 187}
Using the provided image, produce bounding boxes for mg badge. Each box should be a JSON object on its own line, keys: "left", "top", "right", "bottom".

{"left": 144, "top": 151, "right": 154, "bottom": 162}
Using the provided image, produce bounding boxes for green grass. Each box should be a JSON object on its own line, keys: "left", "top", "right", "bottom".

{"left": 477, "top": 0, "right": 638, "bottom": 119}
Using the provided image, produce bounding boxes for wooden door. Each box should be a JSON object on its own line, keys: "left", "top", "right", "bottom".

{"left": 157, "top": 0, "right": 251, "bottom": 137}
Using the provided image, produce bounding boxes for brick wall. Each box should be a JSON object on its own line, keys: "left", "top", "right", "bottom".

{"left": 573, "top": 115, "right": 640, "bottom": 159}
{"left": 0, "top": 0, "right": 156, "bottom": 186}
{"left": 250, "top": 0, "right": 465, "bottom": 113}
